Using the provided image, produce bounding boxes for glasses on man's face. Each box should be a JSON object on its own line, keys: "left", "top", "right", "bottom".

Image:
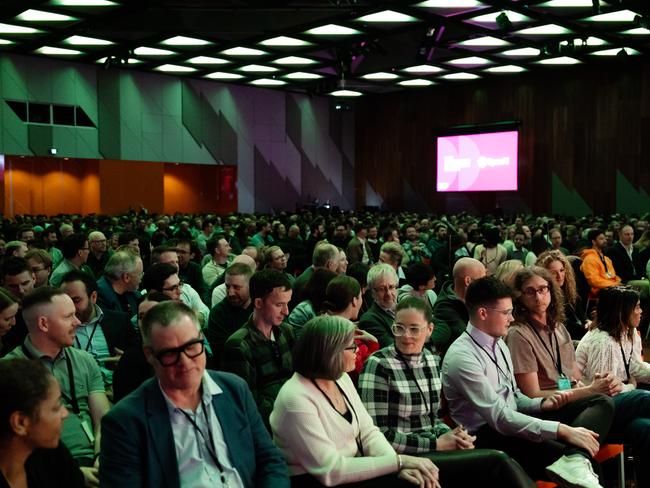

{"left": 273, "top": 253, "right": 288, "bottom": 261}
{"left": 374, "top": 284, "right": 397, "bottom": 294}
{"left": 154, "top": 337, "right": 205, "bottom": 367}
{"left": 162, "top": 280, "right": 184, "bottom": 292}
{"left": 344, "top": 343, "right": 359, "bottom": 352}
{"left": 522, "top": 285, "right": 550, "bottom": 298}
{"left": 391, "top": 324, "right": 428, "bottom": 337}
{"left": 485, "top": 307, "right": 514, "bottom": 318}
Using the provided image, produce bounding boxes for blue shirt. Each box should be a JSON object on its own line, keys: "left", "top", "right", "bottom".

{"left": 74, "top": 305, "right": 112, "bottom": 385}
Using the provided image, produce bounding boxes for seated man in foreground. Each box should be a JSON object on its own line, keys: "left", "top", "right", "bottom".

{"left": 99, "top": 301, "right": 288, "bottom": 488}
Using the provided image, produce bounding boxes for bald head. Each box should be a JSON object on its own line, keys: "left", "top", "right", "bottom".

{"left": 452, "top": 258, "right": 486, "bottom": 301}
{"left": 232, "top": 253, "right": 257, "bottom": 271}
{"left": 619, "top": 225, "right": 634, "bottom": 247}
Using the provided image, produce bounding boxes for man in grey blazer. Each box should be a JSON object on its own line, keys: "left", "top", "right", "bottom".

{"left": 99, "top": 301, "right": 289, "bottom": 488}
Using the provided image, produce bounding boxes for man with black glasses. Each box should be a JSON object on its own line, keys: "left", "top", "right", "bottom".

{"left": 100, "top": 301, "right": 288, "bottom": 488}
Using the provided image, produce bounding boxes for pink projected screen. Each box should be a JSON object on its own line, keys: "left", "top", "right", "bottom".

{"left": 436, "top": 130, "right": 518, "bottom": 192}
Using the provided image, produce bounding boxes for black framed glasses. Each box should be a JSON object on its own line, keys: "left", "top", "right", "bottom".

{"left": 162, "top": 280, "right": 184, "bottom": 292}
{"left": 344, "top": 343, "right": 359, "bottom": 352}
{"left": 154, "top": 337, "right": 204, "bottom": 367}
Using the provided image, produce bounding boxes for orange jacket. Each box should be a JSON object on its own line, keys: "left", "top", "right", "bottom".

{"left": 580, "top": 248, "right": 621, "bottom": 295}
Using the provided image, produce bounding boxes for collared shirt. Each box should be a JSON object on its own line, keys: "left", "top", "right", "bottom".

{"left": 441, "top": 323, "right": 559, "bottom": 441}
{"left": 3, "top": 337, "right": 104, "bottom": 459}
{"left": 160, "top": 372, "right": 244, "bottom": 488}
{"left": 74, "top": 305, "right": 112, "bottom": 385}
{"left": 357, "top": 236, "right": 369, "bottom": 264}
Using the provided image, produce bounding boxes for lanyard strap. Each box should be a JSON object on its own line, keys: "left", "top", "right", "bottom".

{"left": 22, "top": 345, "right": 80, "bottom": 415}
{"left": 620, "top": 343, "right": 633, "bottom": 383}
{"left": 598, "top": 253, "right": 611, "bottom": 275}
{"left": 178, "top": 398, "right": 226, "bottom": 484}
{"left": 395, "top": 350, "right": 435, "bottom": 427}
{"left": 75, "top": 320, "right": 100, "bottom": 352}
{"left": 464, "top": 331, "right": 517, "bottom": 393}
{"left": 528, "top": 324, "right": 563, "bottom": 376}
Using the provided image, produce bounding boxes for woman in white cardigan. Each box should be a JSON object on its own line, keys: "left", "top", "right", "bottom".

{"left": 270, "top": 315, "right": 439, "bottom": 488}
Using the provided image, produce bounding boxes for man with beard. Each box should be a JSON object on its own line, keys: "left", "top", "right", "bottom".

{"left": 61, "top": 270, "right": 139, "bottom": 395}
{"left": 205, "top": 262, "right": 254, "bottom": 362}
{"left": 580, "top": 229, "right": 621, "bottom": 296}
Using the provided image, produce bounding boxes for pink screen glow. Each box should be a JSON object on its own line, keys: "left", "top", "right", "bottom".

{"left": 436, "top": 130, "right": 518, "bottom": 192}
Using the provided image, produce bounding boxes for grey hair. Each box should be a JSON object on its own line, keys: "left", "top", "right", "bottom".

{"left": 140, "top": 301, "right": 200, "bottom": 346}
{"left": 367, "top": 263, "right": 398, "bottom": 290}
{"left": 104, "top": 249, "right": 139, "bottom": 281}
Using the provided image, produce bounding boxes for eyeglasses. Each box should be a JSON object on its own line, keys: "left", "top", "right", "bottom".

{"left": 273, "top": 253, "right": 288, "bottom": 261}
{"left": 91, "top": 239, "right": 107, "bottom": 244}
{"left": 162, "top": 280, "right": 184, "bottom": 292}
{"left": 485, "top": 307, "right": 514, "bottom": 317}
{"left": 154, "top": 337, "right": 205, "bottom": 367}
{"left": 391, "top": 324, "right": 429, "bottom": 337}
{"left": 344, "top": 343, "right": 359, "bottom": 352}
{"left": 522, "top": 285, "right": 550, "bottom": 298}
{"left": 374, "top": 284, "right": 397, "bottom": 294}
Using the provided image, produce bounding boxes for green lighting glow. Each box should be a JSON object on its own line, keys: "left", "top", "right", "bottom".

{"left": 16, "top": 9, "right": 76, "bottom": 22}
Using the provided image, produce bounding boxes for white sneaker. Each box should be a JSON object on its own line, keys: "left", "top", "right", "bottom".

{"left": 545, "top": 454, "right": 604, "bottom": 488}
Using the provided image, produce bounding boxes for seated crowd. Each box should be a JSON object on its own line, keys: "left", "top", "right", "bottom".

{"left": 1, "top": 209, "right": 650, "bottom": 488}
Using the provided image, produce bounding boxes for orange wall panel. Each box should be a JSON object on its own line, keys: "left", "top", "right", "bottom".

{"left": 99, "top": 159, "right": 164, "bottom": 214}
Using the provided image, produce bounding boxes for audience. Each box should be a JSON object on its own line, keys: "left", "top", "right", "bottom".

{"left": 359, "top": 264, "right": 399, "bottom": 348}
{"left": 287, "top": 268, "right": 337, "bottom": 338}
{"left": 580, "top": 229, "right": 621, "bottom": 296}
{"left": 0, "top": 288, "right": 19, "bottom": 357}
{"left": 96, "top": 249, "right": 143, "bottom": 316}
{"left": 25, "top": 248, "right": 53, "bottom": 288}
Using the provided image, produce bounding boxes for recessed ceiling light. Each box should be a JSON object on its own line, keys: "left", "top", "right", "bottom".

{"left": 250, "top": 79, "right": 286, "bottom": 86}
{"left": 305, "top": 24, "right": 361, "bottom": 36}
{"left": 239, "top": 64, "right": 278, "bottom": 72}
{"left": 50, "top": 0, "right": 118, "bottom": 5}
{"left": 205, "top": 72, "right": 244, "bottom": 80}
{"left": 447, "top": 56, "right": 492, "bottom": 66}
{"left": 584, "top": 10, "right": 637, "bottom": 22}
{"left": 441, "top": 72, "right": 480, "bottom": 80}
{"left": 35, "top": 46, "right": 82, "bottom": 55}
{"left": 591, "top": 47, "right": 640, "bottom": 56}
{"left": 273, "top": 56, "right": 316, "bottom": 65}
{"left": 0, "top": 23, "right": 42, "bottom": 34}
{"left": 536, "top": 56, "right": 581, "bottom": 64}
{"left": 161, "top": 36, "right": 211, "bottom": 46}
{"left": 187, "top": 56, "right": 229, "bottom": 65}
{"left": 155, "top": 64, "right": 198, "bottom": 73}
{"left": 221, "top": 46, "right": 266, "bottom": 56}
{"left": 284, "top": 72, "right": 323, "bottom": 79}
{"left": 0, "top": 38, "right": 15, "bottom": 45}
{"left": 357, "top": 10, "right": 418, "bottom": 22}
{"left": 621, "top": 27, "right": 650, "bottom": 35}
{"left": 468, "top": 10, "right": 531, "bottom": 24}
{"left": 259, "top": 36, "right": 312, "bottom": 47}
{"left": 361, "top": 72, "right": 399, "bottom": 80}
{"left": 416, "top": 0, "right": 483, "bottom": 7}
{"left": 515, "top": 24, "right": 572, "bottom": 35}
{"left": 398, "top": 79, "right": 435, "bottom": 86}
{"left": 133, "top": 46, "right": 175, "bottom": 56}
{"left": 63, "top": 35, "right": 112, "bottom": 45}
{"left": 499, "top": 47, "right": 541, "bottom": 57}
{"left": 536, "top": 0, "right": 593, "bottom": 6}
{"left": 401, "top": 64, "right": 444, "bottom": 73}
{"left": 484, "top": 65, "right": 527, "bottom": 73}
{"left": 15, "top": 9, "right": 77, "bottom": 22}
{"left": 456, "top": 36, "right": 510, "bottom": 47}
{"left": 329, "top": 89, "right": 363, "bottom": 97}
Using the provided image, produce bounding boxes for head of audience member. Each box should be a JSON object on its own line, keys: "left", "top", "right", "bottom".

{"left": 593, "top": 286, "right": 642, "bottom": 343}
{"left": 382, "top": 227, "right": 400, "bottom": 245}
{"left": 336, "top": 249, "right": 348, "bottom": 275}
{"left": 201, "top": 220, "right": 214, "bottom": 237}
{"left": 588, "top": 229, "right": 607, "bottom": 252}
{"left": 347, "top": 262, "right": 369, "bottom": 295}
{"left": 143, "top": 263, "right": 182, "bottom": 302}
{"left": 151, "top": 246, "right": 179, "bottom": 269}
{"left": 0, "top": 358, "right": 68, "bottom": 456}
{"left": 25, "top": 249, "right": 52, "bottom": 288}
{"left": 452, "top": 258, "right": 487, "bottom": 302}
{"left": 310, "top": 220, "right": 325, "bottom": 239}
{"left": 59, "top": 224, "right": 74, "bottom": 239}
{"left": 5, "top": 241, "right": 28, "bottom": 258}
{"left": 353, "top": 222, "right": 367, "bottom": 240}
{"left": 250, "top": 268, "right": 292, "bottom": 330}
{"left": 207, "top": 234, "right": 231, "bottom": 263}
{"left": 103, "top": 249, "right": 143, "bottom": 293}
{"left": 302, "top": 269, "right": 337, "bottom": 314}
{"left": 60, "top": 270, "right": 99, "bottom": 324}
{"left": 368, "top": 263, "right": 398, "bottom": 311}
{"left": 619, "top": 225, "right": 634, "bottom": 249}
{"left": 464, "top": 276, "right": 514, "bottom": 338}
{"left": 117, "top": 232, "right": 140, "bottom": 256}
{"left": 88, "top": 231, "right": 108, "bottom": 257}
{"left": 137, "top": 292, "right": 171, "bottom": 329}
{"left": 1, "top": 257, "right": 35, "bottom": 301}
{"left": 264, "top": 245, "right": 288, "bottom": 272}
{"left": 0, "top": 289, "right": 19, "bottom": 339}
{"left": 549, "top": 229, "right": 563, "bottom": 250}
{"left": 273, "top": 222, "right": 286, "bottom": 241}
{"left": 513, "top": 229, "right": 526, "bottom": 250}
{"left": 224, "top": 262, "right": 254, "bottom": 309}
{"left": 404, "top": 263, "right": 436, "bottom": 297}
{"left": 322, "top": 276, "right": 363, "bottom": 321}
{"left": 172, "top": 239, "right": 193, "bottom": 269}
{"left": 482, "top": 226, "right": 501, "bottom": 249}
{"left": 536, "top": 250, "right": 578, "bottom": 308}
{"left": 367, "top": 225, "right": 378, "bottom": 241}
{"left": 433, "top": 223, "right": 448, "bottom": 242}
{"left": 60, "top": 233, "right": 89, "bottom": 266}
{"left": 493, "top": 260, "right": 524, "bottom": 289}
{"left": 287, "top": 224, "right": 301, "bottom": 240}
{"left": 141, "top": 302, "right": 204, "bottom": 399}
{"left": 242, "top": 245, "right": 262, "bottom": 269}
{"left": 333, "top": 224, "right": 348, "bottom": 241}
{"left": 22, "top": 287, "right": 81, "bottom": 356}
{"left": 312, "top": 242, "right": 340, "bottom": 273}
{"left": 391, "top": 296, "right": 434, "bottom": 356}
{"left": 293, "top": 315, "right": 357, "bottom": 381}
{"left": 378, "top": 242, "right": 404, "bottom": 272}
{"left": 16, "top": 225, "right": 35, "bottom": 244}
{"left": 512, "top": 267, "right": 565, "bottom": 327}
{"left": 604, "top": 229, "right": 615, "bottom": 248}
{"left": 41, "top": 227, "right": 58, "bottom": 249}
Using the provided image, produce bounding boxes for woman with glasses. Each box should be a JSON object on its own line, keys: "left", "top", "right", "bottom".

{"left": 575, "top": 286, "right": 650, "bottom": 486}
{"left": 0, "top": 358, "right": 84, "bottom": 487}
{"left": 359, "top": 296, "right": 536, "bottom": 488}
{"left": 264, "top": 245, "right": 295, "bottom": 285}
{"left": 270, "top": 315, "right": 440, "bottom": 488}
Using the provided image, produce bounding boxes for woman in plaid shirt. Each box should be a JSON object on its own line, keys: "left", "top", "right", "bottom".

{"left": 359, "top": 296, "right": 535, "bottom": 488}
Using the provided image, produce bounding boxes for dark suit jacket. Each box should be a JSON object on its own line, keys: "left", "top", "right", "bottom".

{"left": 100, "top": 371, "right": 289, "bottom": 488}
{"left": 358, "top": 302, "right": 394, "bottom": 348}
{"left": 99, "top": 308, "right": 139, "bottom": 355}
{"left": 347, "top": 237, "right": 373, "bottom": 265}
{"left": 96, "top": 276, "right": 141, "bottom": 317}
{"left": 606, "top": 242, "right": 641, "bottom": 282}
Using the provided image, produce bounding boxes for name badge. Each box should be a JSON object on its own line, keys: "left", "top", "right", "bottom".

{"left": 557, "top": 375, "right": 572, "bottom": 391}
